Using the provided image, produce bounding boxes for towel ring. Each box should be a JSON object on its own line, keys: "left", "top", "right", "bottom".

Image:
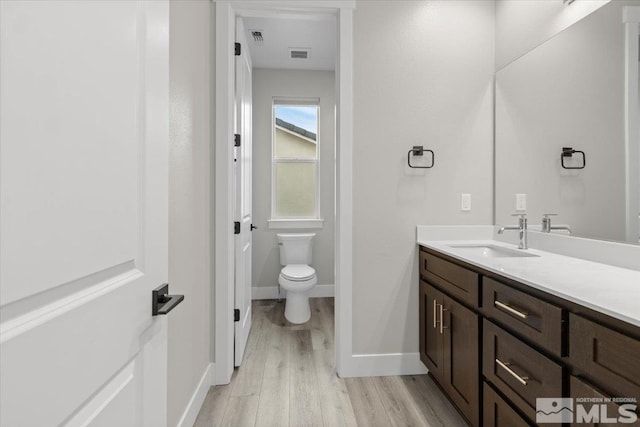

{"left": 561, "top": 147, "right": 586, "bottom": 170}
{"left": 408, "top": 146, "right": 434, "bottom": 169}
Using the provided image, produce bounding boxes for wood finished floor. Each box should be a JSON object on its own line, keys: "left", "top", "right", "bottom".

{"left": 194, "top": 298, "right": 467, "bottom": 427}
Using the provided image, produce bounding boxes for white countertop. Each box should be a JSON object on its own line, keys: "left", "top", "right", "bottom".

{"left": 417, "top": 230, "right": 640, "bottom": 328}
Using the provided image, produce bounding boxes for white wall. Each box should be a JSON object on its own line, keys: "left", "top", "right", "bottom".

{"left": 495, "top": 1, "right": 636, "bottom": 242}
{"left": 252, "top": 69, "right": 335, "bottom": 291}
{"left": 168, "top": 1, "right": 212, "bottom": 425}
{"left": 352, "top": 0, "right": 495, "bottom": 355}
{"left": 495, "top": 0, "right": 610, "bottom": 70}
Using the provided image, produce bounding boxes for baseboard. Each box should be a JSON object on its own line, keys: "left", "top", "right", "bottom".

{"left": 176, "top": 362, "right": 214, "bottom": 427}
{"left": 339, "top": 352, "right": 428, "bottom": 378}
{"left": 251, "top": 284, "right": 335, "bottom": 300}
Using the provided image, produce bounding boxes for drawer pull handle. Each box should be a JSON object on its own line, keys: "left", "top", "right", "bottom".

{"left": 494, "top": 300, "right": 528, "bottom": 319}
{"left": 496, "top": 358, "right": 530, "bottom": 386}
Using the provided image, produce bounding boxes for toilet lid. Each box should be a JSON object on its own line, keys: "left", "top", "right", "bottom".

{"left": 281, "top": 264, "right": 316, "bottom": 281}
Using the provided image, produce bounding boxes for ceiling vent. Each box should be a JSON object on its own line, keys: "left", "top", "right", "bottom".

{"left": 289, "top": 48, "right": 310, "bottom": 60}
{"left": 250, "top": 30, "right": 263, "bottom": 43}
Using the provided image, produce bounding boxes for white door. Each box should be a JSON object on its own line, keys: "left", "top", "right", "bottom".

{"left": 0, "top": 2, "right": 170, "bottom": 426}
{"left": 234, "top": 17, "right": 254, "bottom": 366}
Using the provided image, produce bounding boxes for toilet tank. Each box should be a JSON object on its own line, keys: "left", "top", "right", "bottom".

{"left": 277, "top": 233, "right": 315, "bottom": 265}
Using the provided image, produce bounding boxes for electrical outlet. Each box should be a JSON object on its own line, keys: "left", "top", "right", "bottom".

{"left": 516, "top": 193, "right": 527, "bottom": 211}
{"left": 461, "top": 193, "right": 471, "bottom": 212}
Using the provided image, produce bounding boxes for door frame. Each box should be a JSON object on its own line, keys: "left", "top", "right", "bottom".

{"left": 624, "top": 6, "right": 640, "bottom": 244}
{"left": 214, "top": 0, "right": 355, "bottom": 385}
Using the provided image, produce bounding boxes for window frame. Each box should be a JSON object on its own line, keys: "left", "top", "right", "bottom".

{"left": 269, "top": 98, "right": 323, "bottom": 228}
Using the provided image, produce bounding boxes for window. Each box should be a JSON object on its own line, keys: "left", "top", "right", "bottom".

{"left": 271, "top": 100, "right": 321, "bottom": 226}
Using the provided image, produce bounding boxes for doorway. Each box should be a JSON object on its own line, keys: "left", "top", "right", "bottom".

{"left": 214, "top": 1, "right": 355, "bottom": 385}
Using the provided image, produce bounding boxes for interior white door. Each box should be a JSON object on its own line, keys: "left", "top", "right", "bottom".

{"left": 234, "top": 17, "right": 254, "bottom": 367}
{"left": 0, "top": 2, "right": 170, "bottom": 426}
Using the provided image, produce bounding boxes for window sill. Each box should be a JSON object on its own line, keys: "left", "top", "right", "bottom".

{"left": 268, "top": 218, "right": 324, "bottom": 229}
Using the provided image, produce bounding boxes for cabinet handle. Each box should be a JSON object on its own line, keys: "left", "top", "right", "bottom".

{"left": 494, "top": 300, "right": 528, "bottom": 319}
{"left": 439, "top": 304, "right": 448, "bottom": 334}
{"left": 433, "top": 299, "right": 438, "bottom": 328}
{"left": 496, "top": 358, "right": 530, "bottom": 386}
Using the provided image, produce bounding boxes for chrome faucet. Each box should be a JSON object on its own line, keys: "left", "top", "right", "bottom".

{"left": 541, "top": 214, "right": 571, "bottom": 234}
{"left": 498, "top": 213, "right": 528, "bottom": 249}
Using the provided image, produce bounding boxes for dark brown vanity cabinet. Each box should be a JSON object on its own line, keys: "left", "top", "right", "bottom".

{"left": 418, "top": 246, "right": 640, "bottom": 427}
{"left": 419, "top": 258, "right": 480, "bottom": 426}
{"left": 419, "top": 280, "right": 480, "bottom": 426}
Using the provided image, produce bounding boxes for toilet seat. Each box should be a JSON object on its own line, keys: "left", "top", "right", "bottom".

{"left": 280, "top": 264, "right": 316, "bottom": 282}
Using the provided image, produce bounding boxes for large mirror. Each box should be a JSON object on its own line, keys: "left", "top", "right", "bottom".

{"left": 495, "top": 0, "right": 640, "bottom": 244}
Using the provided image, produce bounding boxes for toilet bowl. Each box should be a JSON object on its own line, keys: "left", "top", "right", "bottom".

{"left": 277, "top": 233, "right": 317, "bottom": 324}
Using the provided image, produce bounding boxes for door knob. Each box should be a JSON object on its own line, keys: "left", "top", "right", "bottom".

{"left": 152, "top": 283, "right": 184, "bottom": 316}
{"left": 250, "top": 224, "right": 257, "bottom": 230}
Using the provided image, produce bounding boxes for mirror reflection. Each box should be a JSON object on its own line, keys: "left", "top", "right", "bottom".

{"left": 495, "top": 0, "right": 640, "bottom": 244}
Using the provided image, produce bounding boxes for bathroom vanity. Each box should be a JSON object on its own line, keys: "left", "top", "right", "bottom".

{"left": 417, "top": 229, "right": 640, "bottom": 427}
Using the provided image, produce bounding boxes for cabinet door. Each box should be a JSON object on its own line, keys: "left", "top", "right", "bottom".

{"left": 444, "top": 295, "right": 480, "bottom": 427}
{"left": 420, "top": 281, "right": 444, "bottom": 382}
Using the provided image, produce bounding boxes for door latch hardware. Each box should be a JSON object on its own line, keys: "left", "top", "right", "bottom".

{"left": 152, "top": 284, "right": 185, "bottom": 316}
{"left": 234, "top": 134, "right": 241, "bottom": 147}
{"left": 234, "top": 221, "right": 241, "bottom": 234}
{"left": 234, "top": 42, "right": 241, "bottom": 56}
{"left": 234, "top": 309, "right": 240, "bottom": 322}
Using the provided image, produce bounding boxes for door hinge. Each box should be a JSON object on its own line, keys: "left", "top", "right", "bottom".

{"left": 235, "top": 42, "right": 241, "bottom": 56}
{"left": 234, "top": 221, "right": 241, "bottom": 234}
{"left": 234, "top": 134, "right": 241, "bottom": 147}
{"left": 234, "top": 309, "right": 240, "bottom": 322}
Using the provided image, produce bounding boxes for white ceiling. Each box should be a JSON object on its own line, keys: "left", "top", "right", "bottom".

{"left": 242, "top": 16, "right": 336, "bottom": 71}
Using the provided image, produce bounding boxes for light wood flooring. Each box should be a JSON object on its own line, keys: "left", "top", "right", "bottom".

{"left": 194, "top": 298, "right": 467, "bottom": 427}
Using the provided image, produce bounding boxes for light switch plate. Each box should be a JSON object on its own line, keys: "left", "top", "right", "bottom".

{"left": 516, "top": 193, "right": 527, "bottom": 211}
{"left": 461, "top": 193, "right": 471, "bottom": 211}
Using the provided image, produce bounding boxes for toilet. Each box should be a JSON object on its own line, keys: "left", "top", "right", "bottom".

{"left": 277, "top": 233, "right": 317, "bottom": 324}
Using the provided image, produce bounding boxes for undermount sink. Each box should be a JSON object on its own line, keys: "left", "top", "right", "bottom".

{"left": 447, "top": 244, "right": 539, "bottom": 258}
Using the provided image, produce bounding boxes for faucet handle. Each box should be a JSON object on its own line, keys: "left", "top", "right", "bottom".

{"left": 542, "top": 213, "right": 558, "bottom": 218}
{"left": 511, "top": 213, "right": 527, "bottom": 218}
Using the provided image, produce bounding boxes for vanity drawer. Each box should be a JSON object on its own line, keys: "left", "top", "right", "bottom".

{"left": 483, "top": 319, "right": 563, "bottom": 425}
{"left": 570, "top": 376, "right": 640, "bottom": 426}
{"left": 569, "top": 314, "right": 640, "bottom": 402}
{"left": 482, "top": 277, "right": 563, "bottom": 356}
{"left": 419, "top": 251, "right": 479, "bottom": 307}
{"left": 483, "top": 382, "right": 532, "bottom": 427}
